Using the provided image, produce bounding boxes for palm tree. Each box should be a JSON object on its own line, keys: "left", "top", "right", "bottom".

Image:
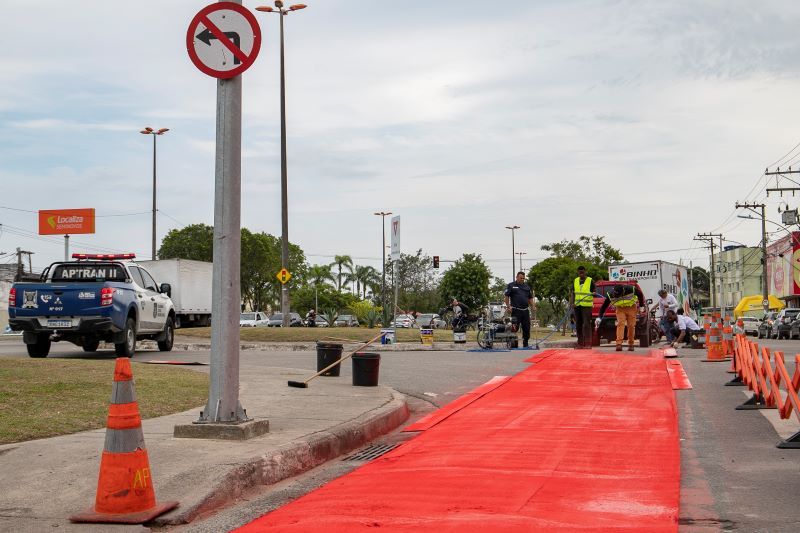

{"left": 308, "top": 264, "right": 335, "bottom": 310}
{"left": 354, "top": 265, "right": 380, "bottom": 300}
{"left": 333, "top": 255, "right": 353, "bottom": 293}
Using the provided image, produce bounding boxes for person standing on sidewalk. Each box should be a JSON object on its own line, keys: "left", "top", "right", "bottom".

{"left": 651, "top": 289, "right": 679, "bottom": 343}
{"left": 596, "top": 284, "right": 647, "bottom": 351}
{"left": 505, "top": 271, "right": 535, "bottom": 348}
{"left": 570, "top": 266, "right": 596, "bottom": 349}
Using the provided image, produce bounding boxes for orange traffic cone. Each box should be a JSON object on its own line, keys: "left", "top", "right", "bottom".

{"left": 70, "top": 358, "right": 178, "bottom": 524}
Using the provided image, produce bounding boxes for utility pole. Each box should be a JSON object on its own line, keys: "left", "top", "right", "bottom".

{"left": 735, "top": 202, "right": 769, "bottom": 314}
{"left": 765, "top": 167, "right": 800, "bottom": 197}
{"left": 695, "top": 233, "right": 722, "bottom": 315}
{"left": 15, "top": 248, "right": 33, "bottom": 281}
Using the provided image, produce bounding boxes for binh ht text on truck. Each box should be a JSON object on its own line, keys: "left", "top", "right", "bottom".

{"left": 7, "top": 253, "right": 175, "bottom": 358}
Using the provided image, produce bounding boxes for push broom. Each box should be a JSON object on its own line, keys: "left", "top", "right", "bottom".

{"left": 288, "top": 331, "right": 385, "bottom": 388}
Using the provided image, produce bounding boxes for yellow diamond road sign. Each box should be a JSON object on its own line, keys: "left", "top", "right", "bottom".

{"left": 277, "top": 268, "right": 291, "bottom": 284}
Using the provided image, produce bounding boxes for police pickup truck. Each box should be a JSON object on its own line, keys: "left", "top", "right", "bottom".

{"left": 8, "top": 253, "right": 175, "bottom": 358}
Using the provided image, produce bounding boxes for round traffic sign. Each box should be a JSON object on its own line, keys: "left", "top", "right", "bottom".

{"left": 186, "top": 2, "right": 262, "bottom": 79}
{"left": 762, "top": 298, "right": 769, "bottom": 307}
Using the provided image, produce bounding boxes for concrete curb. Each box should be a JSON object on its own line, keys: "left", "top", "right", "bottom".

{"left": 140, "top": 338, "right": 576, "bottom": 352}
{"left": 153, "top": 390, "right": 410, "bottom": 526}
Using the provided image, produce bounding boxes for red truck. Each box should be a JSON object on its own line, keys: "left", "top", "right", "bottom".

{"left": 591, "top": 280, "right": 660, "bottom": 348}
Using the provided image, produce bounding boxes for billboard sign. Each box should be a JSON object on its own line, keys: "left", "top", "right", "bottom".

{"left": 38, "top": 209, "right": 95, "bottom": 235}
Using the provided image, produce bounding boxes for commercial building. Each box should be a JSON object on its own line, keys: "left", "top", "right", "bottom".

{"left": 765, "top": 231, "right": 800, "bottom": 308}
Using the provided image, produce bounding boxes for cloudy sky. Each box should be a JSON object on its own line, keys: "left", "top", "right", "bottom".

{"left": 3, "top": 0, "right": 800, "bottom": 280}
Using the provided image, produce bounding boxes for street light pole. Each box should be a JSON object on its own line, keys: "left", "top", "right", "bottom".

{"left": 140, "top": 127, "right": 169, "bottom": 260}
{"left": 374, "top": 211, "right": 392, "bottom": 313}
{"left": 256, "top": 2, "right": 307, "bottom": 327}
{"left": 505, "top": 225, "right": 520, "bottom": 280}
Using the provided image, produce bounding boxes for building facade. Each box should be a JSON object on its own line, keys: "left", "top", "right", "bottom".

{"left": 765, "top": 231, "right": 800, "bottom": 307}
{"left": 711, "top": 245, "right": 763, "bottom": 310}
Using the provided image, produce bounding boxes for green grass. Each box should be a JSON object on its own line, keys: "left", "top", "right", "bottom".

{"left": 0, "top": 359, "right": 208, "bottom": 444}
{"left": 178, "top": 326, "right": 569, "bottom": 343}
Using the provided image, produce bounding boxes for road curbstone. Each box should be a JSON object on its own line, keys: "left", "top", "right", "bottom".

{"left": 152, "top": 390, "right": 409, "bottom": 526}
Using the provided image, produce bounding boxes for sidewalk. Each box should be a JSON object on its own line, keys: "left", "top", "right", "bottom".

{"left": 0, "top": 363, "right": 409, "bottom": 532}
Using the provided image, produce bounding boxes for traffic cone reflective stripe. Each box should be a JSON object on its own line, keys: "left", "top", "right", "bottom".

{"left": 70, "top": 357, "right": 178, "bottom": 524}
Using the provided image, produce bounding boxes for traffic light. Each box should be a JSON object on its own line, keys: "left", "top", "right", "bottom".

{"left": 433, "top": 256, "right": 440, "bottom": 269}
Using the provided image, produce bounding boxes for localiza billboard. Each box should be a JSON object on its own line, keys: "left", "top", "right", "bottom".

{"left": 38, "top": 208, "right": 95, "bottom": 235}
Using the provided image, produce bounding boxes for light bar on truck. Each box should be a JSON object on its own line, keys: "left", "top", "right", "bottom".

{"left": 71, "top": 253, "right": 136, "bottom": 260}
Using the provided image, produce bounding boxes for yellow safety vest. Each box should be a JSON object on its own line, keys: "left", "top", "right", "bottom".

{"left": 612, "top": 287, "right": 639, "bottom": 308}
{"left": 574, "top": 277, "right": 593, "bottom": 307}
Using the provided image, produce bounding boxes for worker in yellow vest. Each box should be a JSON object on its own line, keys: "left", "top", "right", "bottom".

{"left": 570, "top": 266, "right": 596, "bottom": 349}
{"left": 596, "top": 284, "right": 646, "bottom": 351}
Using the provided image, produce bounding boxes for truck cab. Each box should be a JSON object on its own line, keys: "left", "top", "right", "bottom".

{"left": 591, "top": 280, "right": 659, "bottom": 347}
{"left": 8, "top": 253, "right": 175, "bottom": 358}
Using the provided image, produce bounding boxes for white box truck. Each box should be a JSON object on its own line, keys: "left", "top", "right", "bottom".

{"left": 138, "top": 259, "right": 212, "bottom": 328}
{"left": 608, "top": 260, "right": 693, "bottom": 317}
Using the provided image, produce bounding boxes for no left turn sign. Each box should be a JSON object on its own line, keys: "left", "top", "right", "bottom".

{"left": 186, "top": 2, "right": 262, "bottom": 79}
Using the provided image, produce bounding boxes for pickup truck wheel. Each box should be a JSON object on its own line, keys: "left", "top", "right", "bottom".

{"left": 158, "top": 317, "right": 175, "bottom": 352}
{"left": 27, "top": 336, "right": 51, "bottom": 358}
{"left": 115, "top": 318, "right": 136, "bottom": 357}
{"left": 82, "top": 339, "right": 100, "bottom": 352}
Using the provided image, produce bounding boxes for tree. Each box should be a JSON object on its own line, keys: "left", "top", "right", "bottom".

{"left": 158, "top": 223, "right": 307, "bottom": 312}
{"left": 386, "top": 249, "right": 441, "bottom": 312}
{"left": 489, "top": 276, "right": 508, "bottom": 302}
{"left": 528, "top": 257, "right": 605, "bottom": 331}
{"left": 541, "top": 235, "right": 623, "bottom": 269}
{"left": 158, "top": 224, "right": 214, "bottom": 261}
{"left": 438, "top": 253, "right": 491, "bottom": 311}
{"left": 352, "top": 265, "right": 380, "bottom": 300}
{"left": 333, "top": 255, "right": 353, "bottom": 293}
{"left": 691, "top": 266, "right": 710, "bottom": 292}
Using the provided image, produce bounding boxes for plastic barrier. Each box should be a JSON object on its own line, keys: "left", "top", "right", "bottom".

{"left": 704, "top": 314, "right": 725, "bottom": 362}
{"left": 729, "top": 333, "right": 800, "bottom": 448}
{"left": 722, "top": 315, "right": 734, "bottom": 357}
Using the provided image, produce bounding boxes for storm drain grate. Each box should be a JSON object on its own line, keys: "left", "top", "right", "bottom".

{"left": 343, "top": 443, "right": 400, "bottom": 462}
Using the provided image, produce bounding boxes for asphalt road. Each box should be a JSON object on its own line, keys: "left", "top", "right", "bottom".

{"left": 4, "top": 335, "right": 800, "bottom": 531}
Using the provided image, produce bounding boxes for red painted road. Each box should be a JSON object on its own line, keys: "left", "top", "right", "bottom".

{"left": 237, "top": 349, "right": 680, "bottom": 532}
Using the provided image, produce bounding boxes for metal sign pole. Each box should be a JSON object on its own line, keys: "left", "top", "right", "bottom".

{"left": 201, "top": 66, "right": 248, "bottom": 424}
{"left": 64, "top": 235, "right": 69, "bottom": 261}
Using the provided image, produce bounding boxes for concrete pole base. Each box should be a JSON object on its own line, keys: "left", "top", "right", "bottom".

{"left": 174, "top": 419, "right": 269, "bottom": 440}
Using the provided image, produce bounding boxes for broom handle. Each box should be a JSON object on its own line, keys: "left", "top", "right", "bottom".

{"left": 305, "top": 331, "right": 385, "bottom": 384}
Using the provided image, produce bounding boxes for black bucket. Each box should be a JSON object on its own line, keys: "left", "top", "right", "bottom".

{"left": 352, "top": 352, "right": 380, "bottom": 387}
{"left": 316, "top": 342, "right": 343, "bottom": 376}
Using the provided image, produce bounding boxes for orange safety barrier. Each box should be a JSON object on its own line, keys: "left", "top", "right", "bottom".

{"left": 703, "top": 314, "right": 725, "bottom": 362}
{"left": 70, "top": 358, "right": 178, "bottom": 524}
{"left": 728, "top": 334, "right": 800, "bottom": 448}
{"left": 722, "top": 315, "right": 734, "bottom": 357}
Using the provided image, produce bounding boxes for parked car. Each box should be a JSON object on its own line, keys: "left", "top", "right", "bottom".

{"left": 739, "top": 316, "right": 760, "bottom": 336}
{"left": 314, "top": 316, "right": 329, "bottom": 328}
{"left": 240, "top": 312, "right": 268, "bottom": 327}
{"left": 391, "top": 314, "right": 416, "bottom": 328}
{"left": 758, "top": 311, "right": 778, "bottom": 339}
{"left": 416, "top": 313, "right": 446, "bottom": 329}
{"left": 787, "top": 313, "right": 800, "bottom": 340}
{"left": 267, "top": 312, "right": 303, "bottom": 327}
{"left": 334, "top": 314, "right": 359, "bottom": 327}
{"left": 771, "top": 308, "right": 800, "bottom": 339}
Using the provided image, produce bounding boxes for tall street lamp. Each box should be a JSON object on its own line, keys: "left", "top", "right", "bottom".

{"left": 505, "top": 225, "right": 520, "bottom": 280}
{"left": 517, "top": 251, "right": 527, "bottom": 272}
{"left": 374, "top": 211, "right": 392, "bottom": 313}
{"left": 256, "top": 2, "right": 307, "bottom": 327}
{"left": 140, "top": 127, "right": 169, "bottom": 259}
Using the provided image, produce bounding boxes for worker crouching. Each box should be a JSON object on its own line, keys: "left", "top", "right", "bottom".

{"left": 596, "top": 284, "right": 646, "bottom": 352}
